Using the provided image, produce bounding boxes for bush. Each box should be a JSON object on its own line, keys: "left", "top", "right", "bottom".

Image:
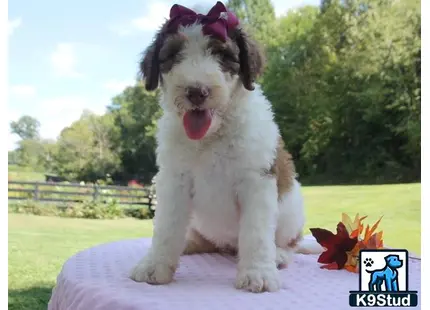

{"left": 9, "top": 200, "right": 61, "bottom": 217}
{"left": 123, "top": 206, "right": 152, "bottom": 219}
{"left": 8, "top": 200, "right": 155, "bottom": 220}
{"left": 60, "top": 199, "right": 125, "bottom": 220}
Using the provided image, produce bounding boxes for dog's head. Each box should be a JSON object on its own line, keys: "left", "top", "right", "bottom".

{"left": 139, "top": 2, "right": 264, "bottom": 140}
{"left": 385, "top": 254, "right": 403, "bottom": 269}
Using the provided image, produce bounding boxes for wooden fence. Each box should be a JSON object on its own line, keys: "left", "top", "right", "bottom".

{"left": 8, "top": 180, "right": 157, "bottom": 209}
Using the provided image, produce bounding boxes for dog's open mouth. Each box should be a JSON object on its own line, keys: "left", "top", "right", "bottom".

{"left": 183, "top": 108, "right": 214, "bottom": 140}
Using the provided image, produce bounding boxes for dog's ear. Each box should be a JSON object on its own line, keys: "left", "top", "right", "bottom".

{"left": 232, "top": 28, "right": 265, "bottom": 91}
{"left": 140, "top": 31, "right": 165, "bottom": 91}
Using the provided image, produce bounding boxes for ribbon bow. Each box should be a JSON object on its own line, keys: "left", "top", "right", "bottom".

{"left": 166, "top": 2, "right": 239, "bottom": 42}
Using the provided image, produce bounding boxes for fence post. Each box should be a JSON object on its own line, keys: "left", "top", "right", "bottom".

{"left": 93, "top": 184, "right": 99, "bottom": 201}
{"left": 148, "top": 191, "right": 155, "bottom": 218}
{"left": 148, "top": 194, "right": 152, "bottom": 209}
{"left": 34, "top": 183, "right": 40, "bottom": 201}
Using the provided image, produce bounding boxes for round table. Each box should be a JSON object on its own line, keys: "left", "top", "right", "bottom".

{"left": 48, "top": 237, "right": 421, "bottom": 310}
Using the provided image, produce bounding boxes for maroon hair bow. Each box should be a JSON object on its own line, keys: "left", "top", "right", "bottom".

{"left": 166, "top": 1, "right": 239, "bottom": 42}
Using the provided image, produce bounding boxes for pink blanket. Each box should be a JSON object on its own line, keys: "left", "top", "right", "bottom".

{"left": 48, "top": 237, "right": 421, "bottom": 310}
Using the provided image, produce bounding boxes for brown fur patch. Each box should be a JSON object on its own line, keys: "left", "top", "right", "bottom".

{"left": 207, "top": 29, "right": 266, "bottom": 90}
{"left": 140, "top": 41, "right": 159, "bottom": 91}
{"left": 264, "top": 137, "right": 296, "bottom": 200}
{"left": 287, "top": 231, "right": 303, "bottom": 248}
{"left": 207, "top": 38, "right": 240, "bottom": 76}
{"left": 158, "top": 34, "right": 186, "bottom": 73}
{"left": 139, "top": 20, "right": 176, "bottom": 90}
{"left": 182, "top": 228, "right": 218, "bottom": 255}
{"left": 183, "top": 228, "right": 238, "bottom": 256}
{"left": 229, "top": 28, "right": 266, "bottom": 90}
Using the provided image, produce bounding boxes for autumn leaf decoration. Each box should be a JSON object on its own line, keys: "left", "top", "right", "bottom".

{"left": 310, "top": 213, "right": 384, "bottom": 273}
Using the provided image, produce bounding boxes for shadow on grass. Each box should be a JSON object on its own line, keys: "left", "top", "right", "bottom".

{"left": 8, "top": 285, "right": 53, "bottom": 310}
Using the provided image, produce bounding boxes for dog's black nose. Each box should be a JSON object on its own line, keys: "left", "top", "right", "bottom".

{"left": 186, "top": 86, "right": 209, "bottom": 106}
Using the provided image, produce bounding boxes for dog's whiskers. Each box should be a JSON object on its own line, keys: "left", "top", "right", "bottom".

{"left": 173, "top": 97, "right": 185, "bottom": 111}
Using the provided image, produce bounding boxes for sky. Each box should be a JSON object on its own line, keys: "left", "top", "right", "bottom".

{"left": 7, "top": 0, "right": 319, "bottom": 150}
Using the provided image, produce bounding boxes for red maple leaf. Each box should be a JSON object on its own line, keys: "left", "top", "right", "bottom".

{"left": 310, "top": 222, "right": 358, "bottom": 270}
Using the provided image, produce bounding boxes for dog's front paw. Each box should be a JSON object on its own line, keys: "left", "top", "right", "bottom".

{"left": 235, "top": 266, "right": 280, "bottom": 293}
{"left": 130, "top": 256, "right": 176, "bottom": 285}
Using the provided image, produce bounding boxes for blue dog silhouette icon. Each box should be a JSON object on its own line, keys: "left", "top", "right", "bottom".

{"left": 366, "top": 254, "right": 403, "bottom": 292}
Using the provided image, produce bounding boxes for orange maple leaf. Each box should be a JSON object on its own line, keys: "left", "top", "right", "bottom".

{"left": 342, "top": 213, "right": 368, "bottom": 239}
{"left": 343, "top": 214, "right": 384, "bottom": 273}
{"left": 344, "top": 242, "right": 365, "bottom": 273}
{"left": 344, "top": 264, "right": 358, "bottom": 273}
{"left": 365, "top": 231, "right": 384, "bottom": 249}
{"left": 363, "top": 216, "right": 383, "bottom": 243}
{"left": 312, "top": 213, "right": 384, "bottom": 274}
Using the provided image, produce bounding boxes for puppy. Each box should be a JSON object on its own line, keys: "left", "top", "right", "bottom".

{"left": 130, "top": 2, "right": 323, "bottom": 293}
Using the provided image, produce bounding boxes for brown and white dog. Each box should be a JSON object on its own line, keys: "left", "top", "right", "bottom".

{"left": 130, "top": 2, "right": 323, "bottom": 293}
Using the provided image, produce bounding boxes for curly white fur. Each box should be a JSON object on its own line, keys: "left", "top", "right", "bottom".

{"left": 130, "top": 21, "right": 323, "bottom": 293}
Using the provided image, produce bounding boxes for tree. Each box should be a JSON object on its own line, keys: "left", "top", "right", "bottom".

{"left": 108, "top": 84, "right": 162, "bottom": 184}
{"left": 10, "top": 115, "right": 40, "bottom": 140}
{"left": 227, "top": 0, "right": 280, "bottom": 47}
{"left": 9, "top": 115, "right": 55, "bottom": 171}
{"left": 52, "top": 111, "right": 120, "bottom": 181}
{"left": 13, "top": 138, "right": 56, "bottom": 171}
{"left": 8, "top": 150, "right": 19, "bottom": 165}
{"left": 38, "top": 139, "right": 58, "bottom": 172}
{"left": 262, "top": 0, "right": 420, "bottom": 184}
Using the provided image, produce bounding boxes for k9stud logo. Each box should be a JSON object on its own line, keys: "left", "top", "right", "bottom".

{"left": 349, "top": 249, "right": 418, "bottom": 307}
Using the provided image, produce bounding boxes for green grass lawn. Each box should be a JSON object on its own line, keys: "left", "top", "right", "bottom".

{"left": 8, "top": 183, "right": 421, "bottom": 310}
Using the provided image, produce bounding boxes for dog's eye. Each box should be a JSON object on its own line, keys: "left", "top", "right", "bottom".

{"left": 211, "top": 48, "right": 238, "bottom": 63}
{"left": 208, "top": 40, "right": 239, "bottom": 63}
{"left": 159, "top": 50, "right": 180, "bottom": 64}
{"left": 159, "top": 39, "right": 185, "bottom": 63}
{"left": 208, "top": 41, "right": 240, "bottom": 74}
{"left": 221, "top": 51, "right": 239, "bottom": 63}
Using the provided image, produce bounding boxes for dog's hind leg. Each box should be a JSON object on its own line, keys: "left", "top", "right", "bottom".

{"left": 274, "top": 180, "right": 324, "bottom": 268}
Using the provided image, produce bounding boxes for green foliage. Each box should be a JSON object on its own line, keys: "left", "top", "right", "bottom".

{"left": 9, "top": 115, "right": 56, "bottom": 173}
{"left": 9, "top": 200, "right": 61, "bottom": 217}
{"left": 10, "top": 115, "right": 40, "bottom": 140}
{"left": 52, "top": 111, "right": 121, "bottom": 182}
{"left": 8, "top": 200, "right": 154, "bottom": 220}
{"left": 227, "top": 0, "right": 279, "bottom": 46}
{"left": 63, "top": 199, "right": 125, "bottom": 220}
{"left": 123, "top": 207, "right": 152, "bottom": 220}
{"left": 262, "top": 0, "right": 420, "bottom": 184}
{"left": 107, "top": 84, "right": 162, "bottom": 184}
{"left": 8, "top": 151, "right": 19, "bottom": 165}
{"left": 14, "top": 139, "right": 56, "bottom": 172}
{"left": 43, "top": 84, "right": 162, "bottom": 184}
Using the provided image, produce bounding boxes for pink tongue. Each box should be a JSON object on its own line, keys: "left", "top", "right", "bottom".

{"left": 183, "top": 110, "right": 212, "bottom": 140}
